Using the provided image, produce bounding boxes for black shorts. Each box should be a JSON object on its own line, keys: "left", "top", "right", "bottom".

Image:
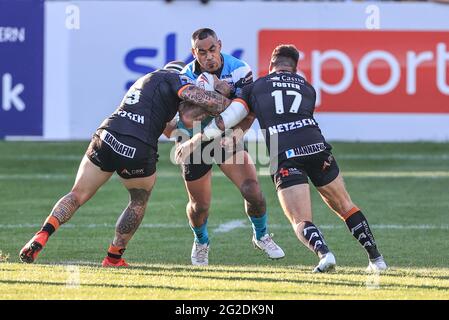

{"left": 179, "top": 138, "right": 246, "bottom": 182}
{"left": 272, "top": 147, "right": 340, "bottom": 191}
{"left": 86, "top": 129, "right": 158, "bottom": 179}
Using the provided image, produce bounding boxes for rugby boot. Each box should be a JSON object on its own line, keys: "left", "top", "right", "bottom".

{"left": 19, "top": 231, "right": 49, "bottom": 263}
{"left": 101, "top": 256, "right": 129, "bottom": 267}
{"left": 366, "top": 255, "right": 388, "bottom": 272}
{"left": 191, "top": 241, "right": 209, "bottom": 266}
{"left": 252, "top": 233, "right": 285, "bottom": 260}
{"left": 312, "top": 252, "right": 336, "bottom": 273}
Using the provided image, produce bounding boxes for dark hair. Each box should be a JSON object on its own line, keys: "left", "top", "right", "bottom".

{"left": 191, "top": 28, "right": 218, "bottom": 45}
{"left": 270, "top": 44, "right": 299, "bottom": 71}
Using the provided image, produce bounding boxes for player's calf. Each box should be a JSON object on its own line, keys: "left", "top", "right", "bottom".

{"left": 295, "top": 221, "right": 336, "bottom": 272}
{"left": 102, "top": 188, "right": 150, "bottom": 266}
{"left": 19, "top": 193, "right": 80, "bottom": 263}
{"left": 240, "top": 179, "right": 267, "bottom": 239}
{"left": 341, "top": 207, "right": 383, "bottom": 260}
{"left": 240, "top": 179, "right": 267, "bottom": 218}
{"left": 240, "top": 179, "right": 285, "bottom": 259}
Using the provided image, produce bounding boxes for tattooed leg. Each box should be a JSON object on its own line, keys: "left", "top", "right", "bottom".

{"left": 38, "top": 192, "right": 81, "bottom": 236}
{"left": 50, "top": 193, "right": 80, "bottom": 225}
{"left": 112, "top": 189, "right": 151, "bottom": 248}
{"left": 20, "top": 192, "right": 82, "bottom": 263}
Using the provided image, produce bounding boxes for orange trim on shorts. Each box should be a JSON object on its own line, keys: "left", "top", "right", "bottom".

{"left": 341, "top": 206, "right": 360, "bottom": 221}
{"left": 44, "top": 216, "right": 60, "bottom": 230}
{"left": 177, "top": 84, "right": 191, "bottom": 97}
{"left": 233, "top": 98, "right": 250, "bottom": 113}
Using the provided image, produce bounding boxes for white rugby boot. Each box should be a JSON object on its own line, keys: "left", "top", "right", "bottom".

{"left": 252, "top": 233, "right": 285, "bottom": 260}
{"left": 191, "top": 241, "right": 209, "bottom": 266}
{"left": 312, "top": 252, "right": 336, "bottom": 273}
{"left": 366, "top": 255, "right": 388, "bottom": 272}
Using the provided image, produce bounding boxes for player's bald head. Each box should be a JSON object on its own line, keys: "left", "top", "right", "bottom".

{"left": 190, "top": 28, "right": 222, "bottom": 73}
{"left": 191, "top": 28, "right": 218, "bottom": 48}
{"left": 270, "top": 44, "right": 299, "bottom": 73}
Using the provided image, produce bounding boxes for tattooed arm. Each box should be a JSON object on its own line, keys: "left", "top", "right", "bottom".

{"left": 175, "top": 100, "right": 249, "bottom": 164}
{"left": 178, "top": 85, "right": 231, "bottom": 116}
{"left": 177, "top": 101, "right": 211, "bottom": 129}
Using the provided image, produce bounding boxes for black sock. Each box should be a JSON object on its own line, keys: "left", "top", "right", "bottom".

{"left": 345, "top": 211, "right": 381, "bottom": 260}
{"left": 41, "top": 223, "right": 56, "bottom": 236}
{"left": 107, "top": 245, "right": 126, "bottom": 262}
{"left": 295, "top": 221, "right": 329, "bottom": 257}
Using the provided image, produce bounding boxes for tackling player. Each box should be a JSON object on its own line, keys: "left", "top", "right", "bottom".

{"left": 173, "top": 28, "right": 284, "bottom": 266}
{"left": 19, "top": 61, "right": 231, "bottom": 267}
{"left": 177, "top": 45, "right": 388, "bottom": 273}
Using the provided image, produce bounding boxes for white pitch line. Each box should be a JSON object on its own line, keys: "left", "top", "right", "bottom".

{"left": 1, "top": 223, "right": 447, "bottom": 231}
{"left": 0, "top": 155, "right": 82, "bottom": 161}
{"left": 336, "top": 154, "right": 449, "bottom": 161}
{"left": 213, "top": 220, "right": 247, "bottom": 233}
{"left": 0, "top": 174, "right": 72, "bottom": 180}
{"left": 0, "top": 223, "right": 187, "bottom": 230}
{"left": 268, "top": 224, "right": 449, "bottom": 230}
{"left": 1, "top": 171, "right": 449, "bottom": 181}
{"left": 343, "top": 171, "right": 449, "bottom": 178}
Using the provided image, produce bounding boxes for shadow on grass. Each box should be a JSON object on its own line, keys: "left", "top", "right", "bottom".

{"left": 0, "top": 279, "right": 342, "bottom": 297}
{"left": 6, "top": 262, "right": 448, "bottom": 293}
{"left": 335, "top": 267, "right": 449, "bottom": 281}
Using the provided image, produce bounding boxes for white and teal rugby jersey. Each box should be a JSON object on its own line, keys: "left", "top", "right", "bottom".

{"left": 177, "top": 53, "right": 253, "bottom": 136}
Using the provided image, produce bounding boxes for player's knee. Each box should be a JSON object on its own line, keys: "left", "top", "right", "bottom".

{"left": 69, "top": 189, "right": 89, "bottom": 206}
{"left": 334, "top": 199, "right": 356, "bottom": 217}
{"left": 240, "top": 179, "right": 266, "bottom": 212}
{"left": 129, "top": 188, "right": 151, "bottom": 207}
{"left": 187, "top": 200, "right": 210, "bottom": 216}
{"left": 240, "top": 179, "right": 262, "bottom": 201}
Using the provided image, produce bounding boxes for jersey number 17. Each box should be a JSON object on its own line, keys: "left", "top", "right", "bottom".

{"left": 271, "top": 90, "right": 302, "bottom": 114}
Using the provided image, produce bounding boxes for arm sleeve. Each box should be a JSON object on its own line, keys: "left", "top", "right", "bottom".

{"left": 203, "top": 100, "right": 250, "bottom": 140}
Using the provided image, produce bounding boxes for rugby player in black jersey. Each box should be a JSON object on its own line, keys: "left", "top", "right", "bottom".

{"left": 177, "top": 45, "right": 387, "bottom": 272}
{"left": 19, "top": 61, "right": 232, "bottom": 267}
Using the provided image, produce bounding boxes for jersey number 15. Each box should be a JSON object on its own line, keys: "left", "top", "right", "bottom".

{"left": 271, "top": 90, "right": 302, "bottom": 114}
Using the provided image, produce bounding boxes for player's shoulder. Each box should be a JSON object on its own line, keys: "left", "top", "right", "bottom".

{"left": 180, "top": 60, "right": 198, "bottom": 80}
{"left": 148, "top": 69, "right": 193, "bottom": 90}
{"left": 222, "top": 53, "right": 252, "bottom": 87}
{"left": 222, "top": 53, "right": 251, "bottom": 76}
{"left": 253, "top": 73, "right": 275, "bottom": 86}
{"left": 135, "top": 69, "right": 167, "bottom": 89}
{"left": 151, "top": 69, "right": 179, "bottom": 82}
{"left": 222, "top": 53, "right": 249, "bottom": 70}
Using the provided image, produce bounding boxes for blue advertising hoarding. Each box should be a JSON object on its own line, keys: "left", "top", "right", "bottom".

{"left": 0, "top": 0, "right": 44, "bottom": 138}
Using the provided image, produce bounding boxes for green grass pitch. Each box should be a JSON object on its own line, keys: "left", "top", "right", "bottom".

{"left": 0, "top": 141, "right": 448, "bottom": 299}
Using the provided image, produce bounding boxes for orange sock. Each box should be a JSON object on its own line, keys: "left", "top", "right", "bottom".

{"left": 40, "top": 216, "right": 60, "bottom": 236}
{"left": 107, "top": 244, "right": 126, "bottom": 262}
{"left": 336, "top": 206, "right": 360, "bottom": 221}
